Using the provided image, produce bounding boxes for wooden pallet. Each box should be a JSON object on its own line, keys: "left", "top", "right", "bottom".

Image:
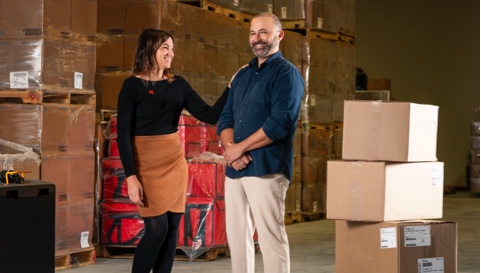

{"left": 284, "top": 212, "right": 304, "bottom": 225}
{"left": 202, "top": 1, "right": 238, "bottom": 19}
{"left": 96, "top": 245, "right": 136, "bottom": 259}
{"left": 444, "top": 186, "right": 457, "bottom": 195}
{"left": 0, "top": 89, "right": 96, "bottom": 105}
{"left": 339, "top": 27, "right": 355, "bottom": 37}
{"left": 301, "top": 212, "right": 326, "bottom": 222}
{"left": 338, "top": 32, "right": 355, "bottom": 46}
{"left": 55, "top": 248, "right": 96, "bottom": 270}
{"left": 306, "top": 29, "right": 339, "bottom": 42}
{"left": 0, "top": 90, "right": 43, "bottom": 104}
{"left": 97, "top": 109, "right": 117, "bottom": 124}
{"left": 281, "top": 20, "right": 305, "bottom": 30}
{"left": 199, "top": 1, "right": 253, "bottom": 23}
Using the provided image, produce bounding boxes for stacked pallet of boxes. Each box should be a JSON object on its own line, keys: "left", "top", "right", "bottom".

{"left": 277, "top": 0, "right": 355, "bottom": 218}
{"left": 0, "top": 0, "right": 98, "bottom": 265}
{"left": 326, "top": 100, "right": 458, "bottom": 273}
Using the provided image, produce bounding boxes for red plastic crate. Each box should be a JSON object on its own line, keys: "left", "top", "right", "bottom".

{"left": 178, "top": 197, "right": 227, "bottom": 249}
{"left": 187, "top": 156, "right": 226, "bottom": 198}
{"left": 101, "top": 157, "right": 127, "bottom": 199}
{"left": 100, "top": 213, "right": 144, "bottom": 245}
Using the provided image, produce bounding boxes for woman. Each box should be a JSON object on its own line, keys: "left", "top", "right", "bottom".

{"left": 116, "top": 29, "right": 230, "bottom": 273}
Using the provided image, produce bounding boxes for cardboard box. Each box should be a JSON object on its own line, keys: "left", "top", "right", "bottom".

{"left": 335, "top": 220, "right": 457, "bottom": 273}
{"left": 0, "top": 38, "right": 72, "bottom": 89}
{"left": 71, "top": 0, "right": 98, "bottom": 41}
{"left": 69, "top": 105, "right": 96, "bottom": 153}
{"left": 0, "top": 0, "right": 70, "bottom": 39}
{"left": 368, "top": 78, "right": 391, "bottom": 90}
{"left": 97, "top": 0, "right": 127, "bottom": 34}
{"left": 342, "top": 100, "right": 439, "bottom": 162}
{"left": 0, "top": 103, "right": 70, "bottom": 154}
{"left": 273, "top": 0, "right": 305, "bottom": 20}
{"left": 97, "top": 71, "right": 131, "bottom": 109}
{"left": 326, "top": 160, "right": 444, "bottom": 221}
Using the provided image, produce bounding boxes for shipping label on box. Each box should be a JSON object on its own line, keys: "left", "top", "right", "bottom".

{"left": 335, "top": 220, "right": 457, "bottom": 273}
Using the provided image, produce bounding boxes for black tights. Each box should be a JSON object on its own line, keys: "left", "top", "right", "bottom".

{"left": 132, "top": 212, "right": 183, "bottom": 273}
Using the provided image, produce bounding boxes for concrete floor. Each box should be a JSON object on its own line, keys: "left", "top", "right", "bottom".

{"left": 61, "top": 190, "right": 479, "bottom": 273}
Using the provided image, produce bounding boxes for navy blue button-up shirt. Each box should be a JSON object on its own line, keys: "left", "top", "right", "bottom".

{"left": 217, "top": 51, "right": 304, "bottom": 182}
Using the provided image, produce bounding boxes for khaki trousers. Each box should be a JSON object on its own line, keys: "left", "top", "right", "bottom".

{"left": 225, "top": 174, "right": 290, "bottom": 273}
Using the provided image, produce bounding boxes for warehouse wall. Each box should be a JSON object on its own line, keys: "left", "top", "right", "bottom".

{"left": 356, "top": 0, "right": 480, "bottom": 187}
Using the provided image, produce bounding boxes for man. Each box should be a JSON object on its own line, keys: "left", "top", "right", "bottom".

{"left": 217, "top": 12, "right": 304, "bottom": 273}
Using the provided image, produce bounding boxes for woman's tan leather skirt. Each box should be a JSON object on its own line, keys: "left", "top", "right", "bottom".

{"left": 132, "top": 132, "right": 187, "bottom": 217}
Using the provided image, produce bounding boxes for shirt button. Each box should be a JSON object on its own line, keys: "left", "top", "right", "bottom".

{"left": 239, "top": 120, "right": 242, "bottom": 123}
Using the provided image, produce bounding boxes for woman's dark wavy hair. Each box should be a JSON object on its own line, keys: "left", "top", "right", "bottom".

{"left": 132, "top": 29, "right": 175, "bottom": 84}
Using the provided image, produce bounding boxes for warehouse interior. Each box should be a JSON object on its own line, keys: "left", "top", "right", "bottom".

{"left": 0, "top": 0, "right": 479, "bottom": 272}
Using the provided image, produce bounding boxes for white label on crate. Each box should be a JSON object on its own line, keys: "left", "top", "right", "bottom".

{"left": 233, "top": 0, "right": 239, "bottom": 7}
{"left": 10, "top": 71, "right": 29, "bottom": 88}
{"left": 431, "top": 167, "right": 443, "bottom": 186}
{"left": 418, "top": 257, "right": 444, "bottom": 273}
{"left": 296, "top": 199, "right": 301, "bottom": 212}
{"left": 281, "top": 7, "right": 287, "bottom": 19}
{"left": 310, "top": 94, "right": 316, "bottom": 106}
{"left": 404, "top": 225, "right": 431, "bottom": 247}
{"left": 380, "top": 227, "right": 397, "bottom": 249}
{"left": 313, "top": 201, "right": 318, "bottom": 213}
{"left": 74, "top": 72, "right": 83, "bottom": 89}
{"left": 268, "top": 4, "right": 273, "bottom": 13}
{"left": 80, "top": 231, "right": 90, "bottom": 248}
{"left": 317, "top": 17, "right": 323, "bottom": 29}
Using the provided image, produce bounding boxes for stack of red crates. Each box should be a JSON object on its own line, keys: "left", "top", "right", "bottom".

{"left": 99, "top": 114, "right": 227, "bottom": 254}
{"left": 178, "top": 153, "right": 228, "bottom": 260}
{"left": 99, "top": 116, "right": 144, "bottom": 246}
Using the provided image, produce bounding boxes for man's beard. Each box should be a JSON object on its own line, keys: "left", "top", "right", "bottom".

{"left": 251, "top": 41, "right": 272, "bottom": 58}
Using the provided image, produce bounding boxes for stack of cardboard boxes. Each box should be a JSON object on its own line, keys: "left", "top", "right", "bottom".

{"left": 0, "top": 0, "right": 98, "bottom": 258}
{"left": 326, "top": 100, "right": 457, "bottom": 273}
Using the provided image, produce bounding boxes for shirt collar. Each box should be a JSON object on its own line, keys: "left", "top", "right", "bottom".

{"left": 248, "top": 51, "right": 283, "bottom": 69}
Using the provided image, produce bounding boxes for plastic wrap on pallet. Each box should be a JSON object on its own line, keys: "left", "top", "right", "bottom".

{"left": 102, "top": 115, "right": 119, "bottom": 157}
{"left": 178, "top": 114, "right": 223, "bottom": 158}
{"left": 0, "top": 138, "right": 41, "bottom": 180}
{"left": 177, "top": 196, "right": 227, "bottom": 260}
{"left": 101, "top": 157, "right": 128, "bottom": 200}
{"left": 178, "top": 114, "right": 204, "bottom": 158}
{"left": 69, "top": 105, "right": 96, "bottom": 153}
{"left": 0, "top": 36, "right": 99, "bottom": 90}
{"left": 273, "top": 0, "right": 305, "bottom": 20}
{"left": 187, "top": 152, "right": 226, "bottom": 198}
{"left": 305, "top": 0, "right": 339, "bottom": 33}
{"left": 240, "top": 0, "right": 273, "bottom": 15}
{"left": 125, "top": 0, "right": 177, "bottom": 36}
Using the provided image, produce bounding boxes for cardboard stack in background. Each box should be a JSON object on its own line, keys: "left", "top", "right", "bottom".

{"left": 0, "top": 0, "right": 97, "bottom": 258}
{"left": 327, "top": 100, "right": 457, "bottom": 273}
